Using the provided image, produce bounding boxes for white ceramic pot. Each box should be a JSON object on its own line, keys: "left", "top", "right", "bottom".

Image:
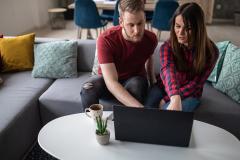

{"left": 96, "top": 130, "right": 110, "bottom": 145}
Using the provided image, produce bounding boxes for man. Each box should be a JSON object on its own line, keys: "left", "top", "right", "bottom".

{"left": 80, "top": 0, "right": 158, "bottom": 109}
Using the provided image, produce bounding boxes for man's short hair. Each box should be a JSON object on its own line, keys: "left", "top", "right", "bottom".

{"left": 119, "top": 0, "right": 145, "bottom": 15}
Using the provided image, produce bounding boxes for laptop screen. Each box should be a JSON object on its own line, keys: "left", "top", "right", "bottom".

{"left": 113, "top": 105, "right": 194, "bottom": 147}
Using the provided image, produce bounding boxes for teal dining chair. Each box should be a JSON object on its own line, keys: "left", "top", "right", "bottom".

{"left": 151, "top": 0, "right": 179, "bottom": 40}
{"left": 74, "top": 0, "right": 108, "bottom": 39}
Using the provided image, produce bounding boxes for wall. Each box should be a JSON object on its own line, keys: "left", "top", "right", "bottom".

{"left": 214, "top": 0, "right": 240, "bottom": 19}
{"left": 0, "top": 0, "right": 57, "bottom": 35}
{"left": 179, "top": 0, "right": 215, "bottom": 24}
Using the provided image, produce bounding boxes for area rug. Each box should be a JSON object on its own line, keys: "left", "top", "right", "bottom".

{"left": 25, "top": 143, "right": 57, "bottom": 160}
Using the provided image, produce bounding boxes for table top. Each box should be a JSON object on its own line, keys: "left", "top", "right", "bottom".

{"left": 48, "top": 8, "right": 67, "bottom": 13}
{"left": 38, "top": 112, "right": 240, "bottom": 160}
{"left": 68, "top": 0, "right": 156, "bottom": 11}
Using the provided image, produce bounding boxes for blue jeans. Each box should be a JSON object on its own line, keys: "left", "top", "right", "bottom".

{"left": 145, "top": 84, "right": 200, "bottom": 112}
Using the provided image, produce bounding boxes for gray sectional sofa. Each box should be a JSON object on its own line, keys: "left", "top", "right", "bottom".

{"left": 0, "top": 38, "right": 239, "bottom": 160}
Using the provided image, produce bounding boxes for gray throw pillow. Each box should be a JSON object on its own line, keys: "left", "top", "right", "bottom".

{"left": 32, "top": 41, "right": 78, "bottom": 79}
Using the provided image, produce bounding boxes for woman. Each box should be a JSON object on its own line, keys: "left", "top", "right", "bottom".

{"left": 145, "top": 2, "right": 219, "bottom": 112}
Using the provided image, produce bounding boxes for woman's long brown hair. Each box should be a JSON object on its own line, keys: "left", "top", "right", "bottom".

{"left": 170, "top": 2, "right": 216, "bottom": 75}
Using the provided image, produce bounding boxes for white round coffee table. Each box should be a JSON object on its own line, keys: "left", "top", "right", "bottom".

{"left": 38, "top": 112, "right": 240, "bottom": 160}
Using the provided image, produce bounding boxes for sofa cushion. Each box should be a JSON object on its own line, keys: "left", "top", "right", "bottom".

{"left": 213, "top": 43, "right": 240, "bottom": 104}
{"left": 195, "top": 83, "right": 240, "bottom": 140}
{"left": 32, "top": 41, "right": 78, "bottom": 78}
{"left": 0, "top": 33, "right": 35, "bottom": 72}
{"left": 39, "top": 72, "right": 92, "bottom": 125}
{"left": 0, "top": 71, "right": 53, "bottom": 159}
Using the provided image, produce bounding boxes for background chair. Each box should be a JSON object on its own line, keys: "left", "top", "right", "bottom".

{"left": 113, "top": 0, "right": 120, "bottom": 26}
{"left": 145, "top": 11, "right": 154, "bottom": 29}
{"left": 151, "top": 0, "right": 179, "bottom": 40}
{"left": 74, "top": 0, "right": 108, "bottom": 39}
{"left": 101, "top": 10, "right": 114, "bottom": 22}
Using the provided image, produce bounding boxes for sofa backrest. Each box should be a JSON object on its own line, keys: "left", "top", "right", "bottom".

{"left": 153, "top": 43, "right": 161, "bottom": 75}
{"left": 75, "top": 40, "right": 163, "bottom": 74}
{"left": 34, "top": 38, "right": 162, "bottom": 74}
{"left": 76, "top": 40, "right": 96, "bottom": 72}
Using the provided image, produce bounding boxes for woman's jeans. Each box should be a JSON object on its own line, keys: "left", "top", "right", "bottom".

{"left": 145, "top": 84, "right": 200, "bottom": 112}
{"left": 80, "top": 75, "right": 148, "bottom": 109}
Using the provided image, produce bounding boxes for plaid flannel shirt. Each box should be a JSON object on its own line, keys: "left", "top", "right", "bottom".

{"left": 159, "top": 41, "right": 218, "bottom": 102}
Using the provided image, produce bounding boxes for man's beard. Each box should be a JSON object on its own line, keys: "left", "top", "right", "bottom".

{"left": 122, "top": 25, "right": 143, "bottom": 42}
{"left": 123, "top": 26, "right": 132, "bottom": 39}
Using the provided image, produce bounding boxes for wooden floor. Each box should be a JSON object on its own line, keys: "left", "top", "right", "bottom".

{"left": 31, "top": 20, "right": 240, "bottom": 46}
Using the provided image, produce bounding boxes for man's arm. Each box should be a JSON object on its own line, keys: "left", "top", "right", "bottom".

{"left": 100, "top": 63, "right": 143, "bottom": 108}
{"left": 145, "top": 55, "right": 157, "bottom": 86}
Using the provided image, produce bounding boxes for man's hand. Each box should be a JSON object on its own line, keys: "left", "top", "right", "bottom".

{"left": 167, "top": 95, "right": 182, "bottom": 111}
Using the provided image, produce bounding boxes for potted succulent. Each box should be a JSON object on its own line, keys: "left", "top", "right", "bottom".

{"left": 95, "top": 116, "right": 110, "bottom": 145}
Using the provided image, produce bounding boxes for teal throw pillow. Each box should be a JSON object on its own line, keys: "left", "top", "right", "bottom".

{"left": 32, "top": 41, "right": 78, "bottom": 78}
{"left": 213, "top": 43, "right": 240, "bottom": 103}
{"left": 208, "top": 41, "right": 230, "bottom": 82}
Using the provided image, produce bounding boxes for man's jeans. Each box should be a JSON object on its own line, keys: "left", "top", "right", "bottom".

{"left": 145, "top": 84, "right": 200, "bottom": 112}
{"left": 80, "top": 76, "right": 148, "bottom": 109}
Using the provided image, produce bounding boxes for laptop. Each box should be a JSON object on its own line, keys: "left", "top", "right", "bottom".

{"left": 113, "top": 105, "right": 194, "bottom": 147}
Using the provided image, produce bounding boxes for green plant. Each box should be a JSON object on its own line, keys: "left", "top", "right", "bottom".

{"left": 96, "top": 116, "right": 108, "bottom": 135}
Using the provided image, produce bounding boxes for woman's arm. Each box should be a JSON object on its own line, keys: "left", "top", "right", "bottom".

{"left": 159, "top": 42, "right": 182, "bottom": 110}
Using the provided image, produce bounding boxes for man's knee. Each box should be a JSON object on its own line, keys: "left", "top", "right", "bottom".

{"left": 81, "top": 76, "right": 105, "bottom": 94}
{"left": 80, "top": 77, "right": 105, "bottom": 109}
{"left": 82, "top": 82, "right": 94, "bottom": 90}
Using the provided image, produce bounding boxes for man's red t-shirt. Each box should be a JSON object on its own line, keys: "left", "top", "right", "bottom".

{"left": 97, "top": 26, "right": 158, "bottom": 80}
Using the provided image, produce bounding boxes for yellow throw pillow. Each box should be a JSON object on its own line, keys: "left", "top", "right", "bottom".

{"left": 0, "top": 33, "right": 35, "bottom": 72}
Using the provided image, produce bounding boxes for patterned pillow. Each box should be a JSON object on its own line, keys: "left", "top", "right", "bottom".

{"left": 208, "top": 41, "right": 230, "bottom": 83}
{"left": 32, "top": 41, "right": 78, "bottom": 79}
{"left": 213, "top": 43, "right": 240, "bottom": 103}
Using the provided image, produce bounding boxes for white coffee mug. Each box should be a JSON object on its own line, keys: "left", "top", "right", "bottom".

{"left": 85, "top": 104, "right": 103, "bottom": 121}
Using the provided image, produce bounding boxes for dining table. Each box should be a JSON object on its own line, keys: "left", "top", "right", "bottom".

{"left": 68, "top": 0, "right": 156, "bottom": 11}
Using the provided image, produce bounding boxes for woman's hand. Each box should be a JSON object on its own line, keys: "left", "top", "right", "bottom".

{"left": 167, "top": 95, "right": 182, "bottom": 111}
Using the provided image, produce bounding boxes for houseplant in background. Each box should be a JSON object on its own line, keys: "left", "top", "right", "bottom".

{"left": 95, "top": 116, "right": 110, "bottom": 145}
